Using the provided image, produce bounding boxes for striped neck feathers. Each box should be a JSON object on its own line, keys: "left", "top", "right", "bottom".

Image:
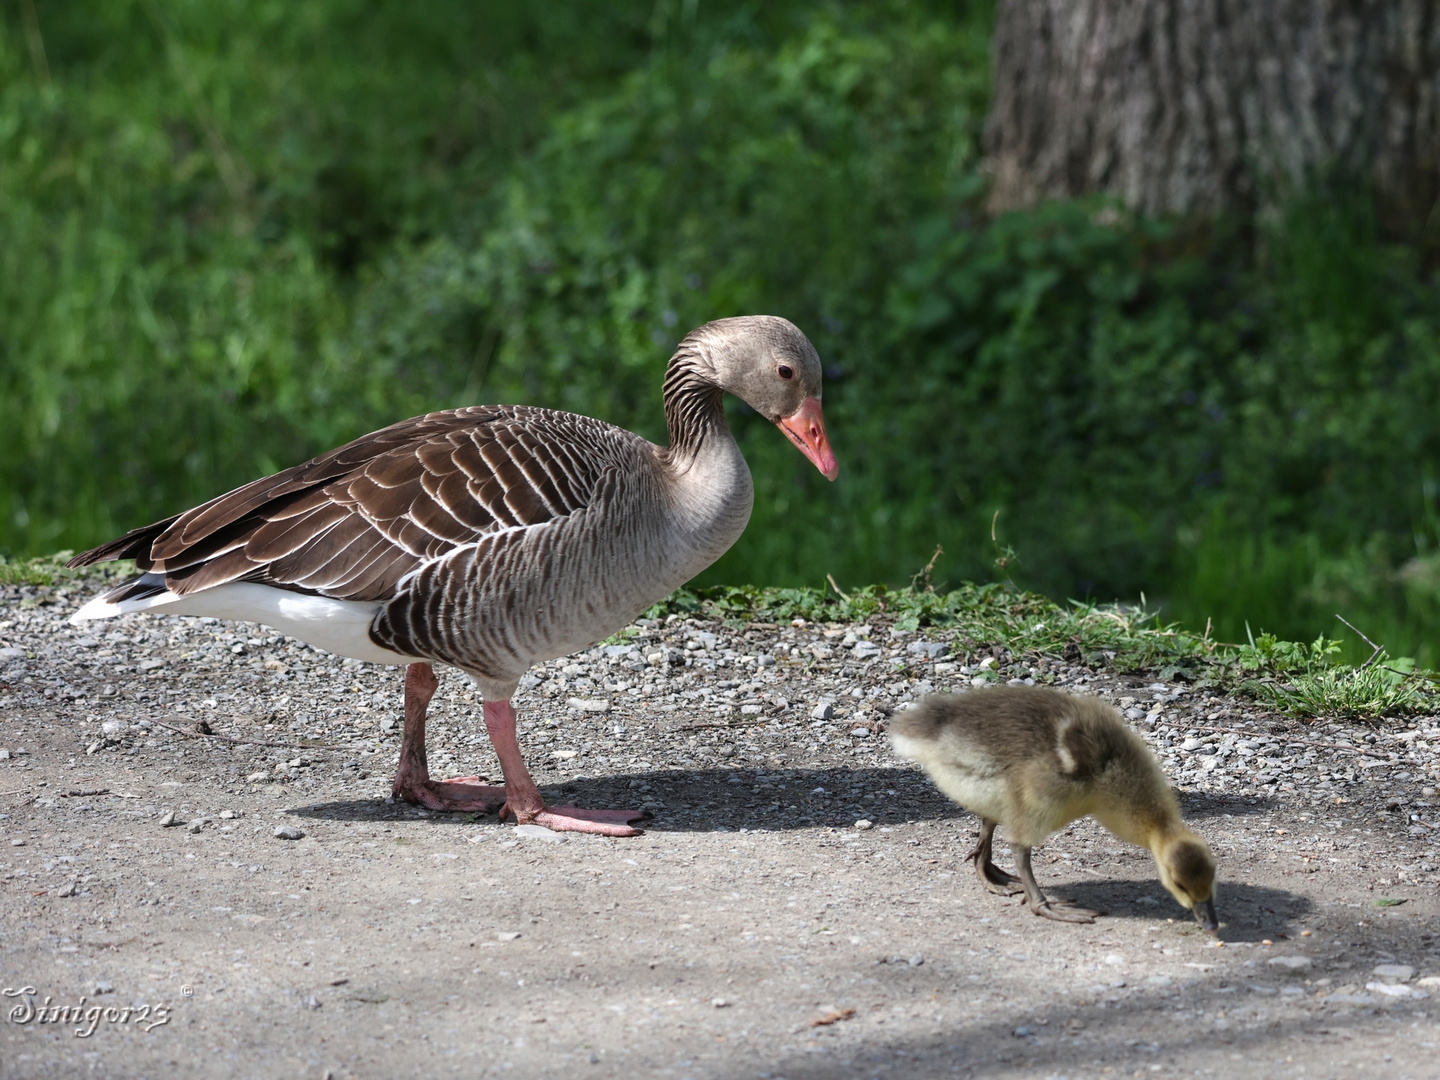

{"left": 662, "top": 342, "right": 728, "bottom": 467}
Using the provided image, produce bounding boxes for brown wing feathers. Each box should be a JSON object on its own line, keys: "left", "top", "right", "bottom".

{"left": 67, "top": 406, "right": 618, "bottom": 607}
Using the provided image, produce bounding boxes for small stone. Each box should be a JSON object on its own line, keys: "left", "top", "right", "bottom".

{"left": 1145, "top": 975, "right": 1173, "bottom": 987}
{"left": 1371, "top": 963, "right": 1415, "bottom": 983}
{"left": 1366, "top": 982, "right": 1416, "bottom": 998}
{"left": 56, "top": 878, "right": 78, "bottom": 898}
{"left": 101, "top": 720, "right": 126, "bottom": 737}
{"left": 854, "top": 819, "right": 873, "bottom": 830}
{"left": 219, "top": 810, "right": 237, "bottom": 820}
{"left": 566, "top": 697, "right": 610, "bottom": 714}
{"left": 1267, "top": 956, "right": 1312, "bottom": 971}
{"left": 273, "top": 825, "right": 305, "bottom": 840}
{"left": 811, "top": 702, "right": 834, "bottom": 721}
{"left": 157, "top": 810, "right": 179, "bottom": 828}
{"left": 850, "top": 727, "right": 871, "bottom": 738}
{"left": 756, "top": 654, "right": 775, "bottom": 667}
{"left": 908, "top": 954, "right": 924, "bottom": 967}
{"left": 94, "top": 982, "right": 114, "bottom": 995}
{"left": 1013, "top": 1026, "right": 1035, "bottom": 1038}
{"left": 1104, "top": 954, "right": 1125, "bottom": 966}
{"left": 741, "top": 704, "right": 764, "bottom": 715}
{"left": 138, "top": 658, "right": 164, "bottom": 672}
{"left": 906, "top": 641, "right": 947, "bottom": 659}
{"left": 711, "top": 997, "right": 730, "bottom": 1008}
{"left": 514, "top": 824, "right": 563, "bottom": 842}
{"left": 245, "top": 771, "right": 269, "bottom": 783}
{"left": 187, "top": 820, "right": 204, "bottom": 834}
{"left": 0, "top": 749, "right": 9, "bottom": 760}
{"left": 496, "top": 932, "right": 522, "bottom": 942}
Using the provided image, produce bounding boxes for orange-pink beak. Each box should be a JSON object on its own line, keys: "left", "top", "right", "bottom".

{"left": 777, "top": 396, "right": 838, "bottom": 481}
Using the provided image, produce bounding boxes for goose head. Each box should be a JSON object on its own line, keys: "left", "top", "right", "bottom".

{"left": 1155, "top": 830, "right": 1219, "bottom": 932}
{"left": 688, "top": 316, "right": 839, "bottom": 480}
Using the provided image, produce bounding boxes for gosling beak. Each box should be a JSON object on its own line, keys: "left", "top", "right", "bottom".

{"left": 777, "top": 396, "right": 839, "bottom": 481}
{"left": 1194, "top": 898, "right": 1219, "bottom": 934}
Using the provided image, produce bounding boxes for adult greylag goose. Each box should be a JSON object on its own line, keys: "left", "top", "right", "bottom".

{"left": 68, "top": 315, "right": 838, "bottom": 836}
{"left": 890, "top": 686, "right": 1219, "bottom": 929}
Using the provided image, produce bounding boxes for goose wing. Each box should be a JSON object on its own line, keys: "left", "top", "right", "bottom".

{"left": 69, "top": 405, "right": 630, "bottom": 603}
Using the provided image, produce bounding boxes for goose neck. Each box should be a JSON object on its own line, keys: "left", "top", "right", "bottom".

{"left": 662, "top": 346, "right": 728, "bottom": 467}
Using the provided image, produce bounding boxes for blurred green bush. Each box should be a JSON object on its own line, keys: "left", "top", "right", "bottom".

{"left": 3, "top": 0, "right": 1438, "bottom": 663}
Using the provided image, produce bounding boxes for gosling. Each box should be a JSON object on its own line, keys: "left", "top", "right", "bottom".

{"left": 890, "top": 686, "right": 1218, "bottom": 930}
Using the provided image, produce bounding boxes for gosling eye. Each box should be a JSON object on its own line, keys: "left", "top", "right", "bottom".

{"left": 777, "top": 364, "right": 794, "bottom": 380}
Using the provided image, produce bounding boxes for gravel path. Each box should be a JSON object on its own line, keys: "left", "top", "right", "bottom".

{"left": 1, "top": 581, "right": 1438, "bottom": 1079}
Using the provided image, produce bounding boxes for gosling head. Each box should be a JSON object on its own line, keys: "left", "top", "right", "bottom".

{"left": 1155, "top": 831, "right": 1219, "bottom": 933}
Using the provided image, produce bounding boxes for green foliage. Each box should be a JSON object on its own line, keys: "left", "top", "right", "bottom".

{"left": 3, "top": 1, "right": 1440, "bottom": 672}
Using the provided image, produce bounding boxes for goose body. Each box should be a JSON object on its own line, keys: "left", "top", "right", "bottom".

{"left": 69, "top": 316, "right": 838, "bottom": 834}
{"left": 891, "top": 686, "right": 1218, "bottom": 929}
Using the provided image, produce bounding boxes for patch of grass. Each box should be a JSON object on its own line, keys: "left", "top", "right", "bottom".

{"left": 647, "top": 580, "right": 1218, "bottom": 673}
{"left": 648, "top": 578, "right": 1439, "bottom": 721}
{"left": 1251, "top": 652, "right": 1429, "bottom": 721}
{"left": 0, "top": 551, "right": 134, "bottom": 587}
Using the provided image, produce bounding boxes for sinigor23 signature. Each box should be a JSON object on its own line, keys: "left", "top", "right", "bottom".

{"left": 3, "top": 987, "right": 172, "bottom": 1037}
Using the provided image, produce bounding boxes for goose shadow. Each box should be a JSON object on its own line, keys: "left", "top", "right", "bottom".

{"left": 288, "top": 765, "right": 970, "bottom": 830}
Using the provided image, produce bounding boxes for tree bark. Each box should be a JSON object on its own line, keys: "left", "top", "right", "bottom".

{"left": 984, "top": 0, "right": 1440, "bottom": 232}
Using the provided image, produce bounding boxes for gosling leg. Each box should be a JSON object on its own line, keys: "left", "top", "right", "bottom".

{"left": 968, "top": 818, "right": 1023, "bottom": 896}
{"left": 1015, "top": 845, "right": 1098, "bottom": 923}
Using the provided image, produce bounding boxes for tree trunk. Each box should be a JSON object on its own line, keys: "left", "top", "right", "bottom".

{"left": 984, "top": 0, "right": 1440, "bottom": 232}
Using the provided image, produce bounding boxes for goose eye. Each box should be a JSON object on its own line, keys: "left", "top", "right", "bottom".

{"left": 777, "top": 364, "right": 794, "bottom": 380}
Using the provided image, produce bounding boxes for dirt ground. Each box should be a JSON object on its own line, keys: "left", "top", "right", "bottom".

{"left": 2, "top": 581, "right": 1438, "bottom": 1080}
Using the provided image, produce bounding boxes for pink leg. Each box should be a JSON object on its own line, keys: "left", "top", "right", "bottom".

{"left": 391, "top": 664, "right": 507, "bottom": 812}
{"left": 484, "top": 699, "right": 650, "bottom": 837}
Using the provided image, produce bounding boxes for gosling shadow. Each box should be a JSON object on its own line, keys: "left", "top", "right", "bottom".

{"left": 1032, "top": 875, "right": 1312, "bottom": 941}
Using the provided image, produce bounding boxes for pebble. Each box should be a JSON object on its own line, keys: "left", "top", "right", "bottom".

{"left": 907, "top": 641, "right": 947, "bottom": 659}
{"left": 94, "top": 982, "right": 113, "bottom": 995}
{"left": 186, "top": 820, "right": 204, "bottom": 834}
{"left": 908, "top": 954, "right": 924, "bottom": 967}
{"left": 811, "top": 702, "right": 834, "bottom": 720}
{"left": 157, "top": 810, "right": 179, "bottom": 828}
{"left": 1371, "top": 963, "right": 1414, "bottom": 983}
{"left": 1366, "top": 982, "right": 1420, "bottom": 998}
{"left": 496, "top": 932, "right": 522, "bottom": 941}
{"left": 245, "top": 771, "right": 269, "bottom": 783}
{"left": 514, "top": 824, "right": 564, "bottom": 842}
{"left": 1013, "top": 1026, "right": 1035, "bottom": 1038}
{"left": 272, "top": 825, "right": 305, "bottom": 840}
{"left": 854, "top": 819, "right": 873, "bottom": 830}
{"left": 566, "top": 698, "right": 610, "bottom": 713}
{"left": 1267, "top": 956, "right": 1312, "bottom": 971}
{"left": 9, "top": 839, "right": 24, "bottom": 847}
{"left": 711, "top": 997, "right": 731, "bottom": 1008}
